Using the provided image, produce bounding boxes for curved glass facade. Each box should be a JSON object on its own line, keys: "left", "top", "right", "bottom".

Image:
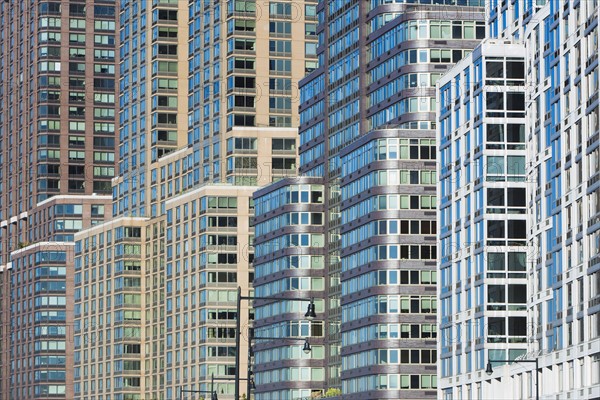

{"left": 253, "top": 178, "right": 326, "bottom": 400}
{"left": 255, "top": 0, "right": 485, "bottom": 399}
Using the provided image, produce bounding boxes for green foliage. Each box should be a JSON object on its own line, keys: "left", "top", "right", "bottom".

{"left": 323, "top": 388, "right": 342, "bottom": 398}
{"left": 311, "top": 388, "right": 342, "bottom": 398}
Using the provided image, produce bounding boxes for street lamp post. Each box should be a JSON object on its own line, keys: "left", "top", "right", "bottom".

{"left": 180, "top": 373, "right": 217, "bottom": 400}
{"left": 235, "top": 286, "right": 317, "bottom": 400}
{"left": 181, "top": 374, "right": 255, "bottom": 400}
{"left": 486, "top": 358, "right": 539, "bottom": 400}
{"left": 247, "top": 335, "right": 312, "bottom": 399}
{"left": 250, "top": 336, "right": 312, "bottom": 353}
{"left": 213, "top": 375, "right": 254, "bottom": 399}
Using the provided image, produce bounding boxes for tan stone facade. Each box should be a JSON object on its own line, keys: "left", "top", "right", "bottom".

{"left": 74, "top": 217, "right": 149, "bottom": 400}
{"left": 75, "top": 1, "right": 317, "bottom": 399}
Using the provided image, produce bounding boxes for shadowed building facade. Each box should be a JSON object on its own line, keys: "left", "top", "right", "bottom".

{"left": 0, "top": 1, "right": 118, "bottom": 398}
{"left": 253, "top": 1, "right": 486, "bottom": 399}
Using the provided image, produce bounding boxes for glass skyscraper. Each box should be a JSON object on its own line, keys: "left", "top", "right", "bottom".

{"left": 253, "top": 1, "right": 486, "bottom": 399}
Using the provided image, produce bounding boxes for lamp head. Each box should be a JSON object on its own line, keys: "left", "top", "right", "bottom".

{"left": 303, "top": 338, "right": 312, "bottom": 354}
{"left": 486, "top": 361, "right": 494, "bottom": 376}
{"left": 305, "top": 301, "right": 317, "bottom": 320}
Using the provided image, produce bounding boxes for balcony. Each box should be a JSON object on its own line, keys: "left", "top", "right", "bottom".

{"left": 587, "top": 92, "right": 599, "bottom": 109}
{"left": 589, "top": 255, "right": 600, "bottom": 270}
{"left": 585, "top": 13, "right": 598, "bottom": 32}
{"left": 227, "top": 10, "right": 255, "bottom": 18}
{"left": 589, "top": 295, "right": 600, "bottom": 309}
{"left": 229, "top": 30, "right": 256, "bottom": 38}
{"left": 154, "top": 18, "right": 178, "bottom": 27}
{"left": 269, "top": 107, "right": 292, "bottom": 114}
{"left": 269, "top": 69, "right": 292, "bottom": 77}
{"left": 269, "top": 88, "right": 292, "bottom": 96}
{"left": 272, "top": 168, "right": 296, "bottom": 176}
{"left": 588, "top": 213, "right": 600, "bottom": 229}
{"left": 226, "top": 148, "right": 257, "bottom": 155}
{"left": 114, "top": 268, "right": 142, "bottom": 276}
{"left": 227, "top": 167, "right": 257, "bottom": 175}
{"left": 272, "top": 148, "right": 296, "bottom": 155}
{"left": 229, "top": 68, "right": 256, "bottom": 75}
{"left": 269, "top": 12, "right": 293, "bottom": 20}
{"left": 228, "top": 106, "right": 255, "bottom": 113}
{"left": 586, "top": 52, "right": 599, "bottom": 70}
{"left": 154, "top": 0, "right": 179, "bottom": 8}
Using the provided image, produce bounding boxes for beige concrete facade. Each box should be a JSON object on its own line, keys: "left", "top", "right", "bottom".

{"left": 113, "top": 0, "right": 316, "bottom": 218}
{"left": 74, "top": 217, "right": 149, "bottom": 400}
{"left": 75, "top": 1, "right": 318, "bottom": 399}
{"left": 163, "top": 185, "right": 257, "bottom": 399}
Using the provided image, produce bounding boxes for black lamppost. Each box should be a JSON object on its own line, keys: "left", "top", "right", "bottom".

{"left": 181, "top": 373, "right": 258, "bottom": 400}
{"left": 486, "top": 358, "right": 539, "bottom": 400}
{"left": 235, "top": 286, "right": 317, "bottom": 400}
{"left": 247, "top": 335, "right": 312, "bottom": 398}
{"left": 180, "top": 373, "right": 218, "bottom": 400}
{"left": 252, "top": 336, "right": 311, "bottom": 354}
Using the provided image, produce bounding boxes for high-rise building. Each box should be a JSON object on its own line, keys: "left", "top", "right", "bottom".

{"left": 73, "top": 1, "right": 317, "bottom": 399}
{"left": 437, "top": 39, "right": 529, "bottom": 397}
{"left": 253, "top": 177, "right": 327, "bottom": 400}
{"left": 0, "top": 1, "right": 118, "bottom": 398}
{"left": 252, "top": 1, "right": 486, "bottom": 399}
{"left": 437, "top": 0, "right": 600, "bottom": 398}
{"left": 8, "top": 241, "right": 76, "bottom": 400}
{"left": 73, "top": 215, "right": 147, "bottom": 399}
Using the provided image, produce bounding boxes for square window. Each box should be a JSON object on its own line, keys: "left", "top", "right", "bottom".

{"left": 507, "top": 124, "right": 525, "bottom": 142}
{"left": 486, "top": 92, "right": 504, "bottom": 110}
{"left": 507, "top": 188, "right": 526, "bottom": 206}
{"left": 487, "top": 221, "right": 505, "bottom": 238}
{"left": 488, "top": 317, "right": 505, "bottom": 335}
{"left": 507, "top": 220, "right": 526, "bottom": 239}
{"left": 487, "top": 189, "right": 505, "bottom": 206}
{"left": 507, "top": 156, "right": 526, "bottom": 175}
{"left": 506, "top": 93, "right": 525, "bottom": 111}
{"left": 488, "top": 285, "right": 506, "bottom": 304}
{"left": 508, "top": 317, "right": 527, "bottom": 336}
{"left": 486, "top": 62, "right": 503, "bottom": 78}
{"left": 508, "top": 284, "right": 527, "bottom": 303}
{"left": 487, "top": 124, "right": 504, "bottom": 142}
{"left": 487, "top": 253, "right": 505, "bottom": 271}
{"left": 508, "top": 252, "right": 526, "bottom": 271}
{"left": 487, "top": 156, "right": 505, "bottom": 174}
{"left": 506, "top": 62, "right": 525, "bottom": 79}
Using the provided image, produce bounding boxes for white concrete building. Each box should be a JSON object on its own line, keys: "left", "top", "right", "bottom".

{"left": 437, "top": 0, "right": 600, "bottom": 398}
